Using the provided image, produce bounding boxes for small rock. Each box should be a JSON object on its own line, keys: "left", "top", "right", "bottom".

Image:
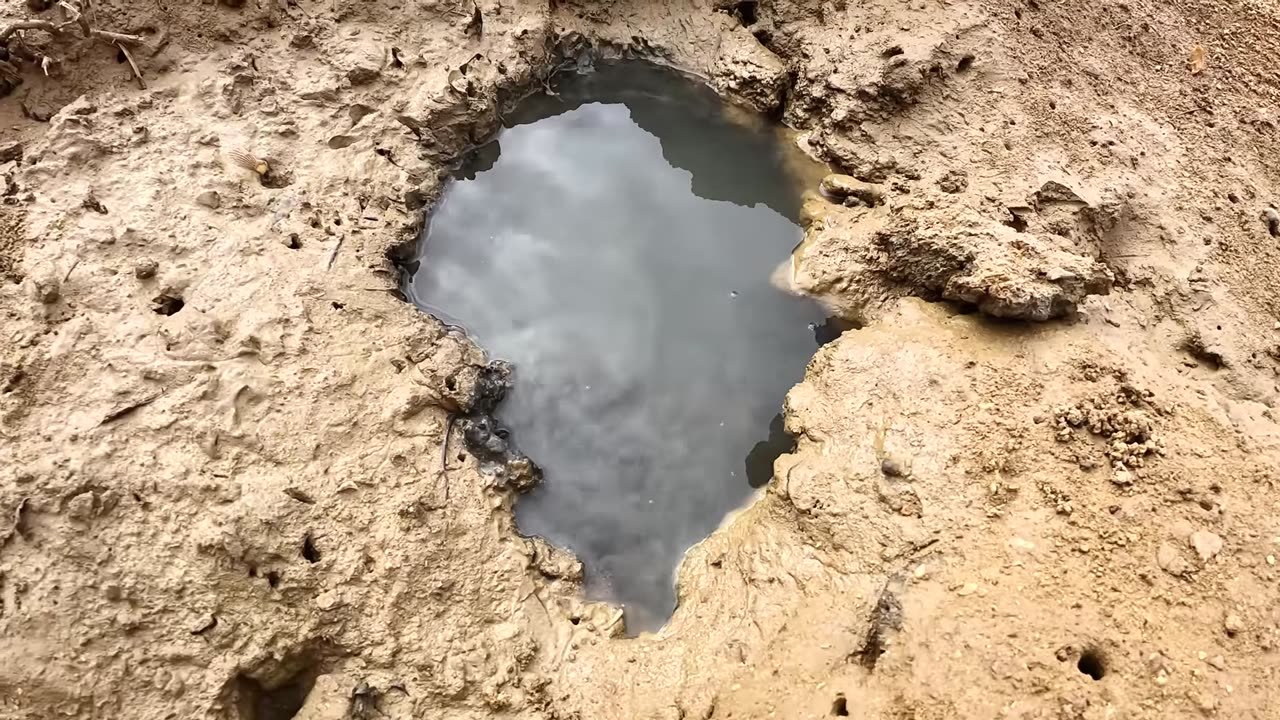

{"left": 1169, "top": 519, "right": 1195, "bottom": 541}
{"left": 66, "top": 491, "right": 95, "bottom": 521}
{"left": 1223, "top": 613, "right": 1245, "bottom": 636}
{"left": 1111, "top": 466, "right": 1134, "bottom": 485}
{"left": 1157, "top": 542, "right": 1191, "bottom": 576}
{"left": 937, "top": 168, "right": 969, "bottom": 194}
{"left": 956, "top": 582, "right": 978, "bottom": 596}
{"left": 819, "top": 174, "right": 884, "bottom": 206}
{"left": 880, "top": 453, "right": 912, "bottom": 478}
{"left": 134, "top": 259, "right": 158, "bottom": 280}
{"left": 195, "top": 190, "right": 221, "bottom": 209}
{"left": 1190, "top": 530, "right": 1224, "bottom": 562}
{"left": 33, "top": 275, "right": 60, "bottom": 304}
{"left": 315, "top": 589, "right": 342, "bottom": 610}
{"left": 1193, "top": 691, "right": 1217, "bottom": 714}
{"left": 347, "top": 65, "right": 381, "bottom": 86}
{"left": 1265, "top": 207, "right": 1280, "bottom": 238}
{"left": 1206, "top": 654, "right": 1226, "bottom": 670}
{"left": 0, "top": 141, "right": 22, "bottom": 163}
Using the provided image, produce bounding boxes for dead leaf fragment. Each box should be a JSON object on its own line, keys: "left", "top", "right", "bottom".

{"left": 1188, "top": 45, "right": 1207, "bottom": 74}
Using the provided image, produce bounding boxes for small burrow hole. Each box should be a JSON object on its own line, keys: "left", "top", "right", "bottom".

{"left": 286, "top": 234, "right": 301, "bottom": 249}
{"left": 1077, "top": 648, "right": 1106, "bottom": 680}
{"left": 956, "top": 54, "right": 975, "bottom": 72}
{"left": 1198, "top": 499, "right": 1215, "bottom": 511}
{"left": 302, "top": 533, "right": 321, "bottom": 563}
{"left": 266, "top": 570, "right": 281, "bottom": 588}
{"left": 831, "top": 695, "right": 849, "bottom": 716}
{"left": 231, "top": 664, "right": 320, "bottom": 720}
{"left": 152, "top": 292, "right": 184, "bottom": 316}
{"left": 733, "top": 0, "right": 758, "bottom": 25}
{"left": 1004, "top": 213, "right": 1029, "bottom": 233}
{"left": 882, "top": 45, "right": 904, "bottom": 58}
{"left": 569, "top": 616, "right": 581, "bottom": 625}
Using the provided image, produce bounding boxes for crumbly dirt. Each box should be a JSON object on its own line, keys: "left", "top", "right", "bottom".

{"left": 2, "top": 0, "right": 1280, "bottom": 718}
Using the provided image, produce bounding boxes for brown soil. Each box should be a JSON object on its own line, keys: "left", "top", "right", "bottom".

{"left": 2, "top": 0, "right": 1279, "bottom": 718}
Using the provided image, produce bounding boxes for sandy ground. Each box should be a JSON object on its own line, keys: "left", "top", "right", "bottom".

{"left": 2, "top": 0, "right": 1280, "bottom": 718}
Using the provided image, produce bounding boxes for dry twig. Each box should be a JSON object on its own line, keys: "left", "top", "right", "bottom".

{"left": 0, "top": 6, "right": 147, "bottom": 92}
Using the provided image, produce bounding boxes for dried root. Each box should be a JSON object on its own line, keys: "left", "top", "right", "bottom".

{"left": 0, "top": 1, "right": 148, "bottom": 95}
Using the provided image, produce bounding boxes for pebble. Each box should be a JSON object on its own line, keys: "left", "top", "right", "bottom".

{"left": 134, "top": 259, "right": 158, "bottom": 280}
{"left": 956, "top": 582, "right": 978, "bottom": 596}
{"left": 819, "top": 173, "right": 884, "bottom": 206}
{"left": 1194, "top": 692, "right": 1218, "bottom": 713}
{"left": 34, "top": 276, "right": 60, "bottom": 304}
{"left": 1157, "top": 542, "right": 1191, "bottom": 576}
{"left": 881, "top": 453, "right": 913, "bottom": 478}
{"left": 1224, "top": 613, "right": 1245, "bottom": 636}
{"left": 1207, "top": 654, "right": 1226, "bottom": 670}
{"left": 195, "top": 190, "right": 221, "bottom": 209}
{"left": 1190, "top": 530, "right": 1224, "bottom": 562}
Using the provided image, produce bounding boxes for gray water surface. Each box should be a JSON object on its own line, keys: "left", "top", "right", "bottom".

{"left": 405, "top": 63, "right": 828, "bottom": 632}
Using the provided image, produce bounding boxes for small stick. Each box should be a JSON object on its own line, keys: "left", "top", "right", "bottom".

{"left": 62, "top": 256, "right": 81, "bottom": 282}
{"left": 117, "top": 42, "right": 144, "bottom": 89}
{"left": 325, "top": 235, "right": 344, "bottom": 270}
{"left": 0, "top": 17, "right": 144, "bottom": 45}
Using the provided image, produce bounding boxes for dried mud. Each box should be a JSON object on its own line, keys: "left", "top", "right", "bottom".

{"left": 2, "top": 0, "right": 1280, "bottom": 718}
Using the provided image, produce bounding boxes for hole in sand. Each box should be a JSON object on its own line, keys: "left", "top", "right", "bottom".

{"left": 266, "top": 570, "right": 281, "bottom": 588}
{"left": 956, "top": 54, "right": 975, "bottom": 72}
{"left": 301, "top": 533, "right": 320, "bottom": 563}
{"left": 730, "top": 0, "right": 758, "bottom": 25}
{"left": 151, "top": 291, "right": 184, "bottom": 316}
{"left": 831, "top": 695, "right": 849, "bottom": 716}
{"left": 229, "top": 658, "right": 322, "bottom": 720}
{"left": 1077, "top": 648, "right": 1106, "bottom": 680}
{"left": 402, "top": 61, "right": 826, "bottom": 632}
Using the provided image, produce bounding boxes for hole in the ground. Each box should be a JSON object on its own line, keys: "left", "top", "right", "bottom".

{"left": 1077, "top": 648, "right": 1106, "bottom": 680}
{"left": 812, "top": 315, "right": 859, "bottom": 345}
{"left": 956, "top": 54, "right": 975, "bottom": 72}
{"left": 400, "top": 61, "right": 826, "bottom": 633}
{"left": 301, "top": 533, "right": 320, "bottom": 563}
{"left": 831, "top": 695, "right": 849, "bottom": 716}
{"left": 152, "top": 291, "right": 184, "bottom": 316}
{"left": 228, "top": 655, "right": 324, "bottom": 720}
{"left": 882, "top": 45, "right": 904, "bottom": 58}
{"left": 1003, "top": 210, "right": 1029, "bottom": 233}
{"left": 266, "top": 570, "right": 281, "bottom": 588}
{"left": 731, "top": 0, "right": 758, "bottom": 25}
{"left": 286, "top": 233, "right": 301, "bottom": 249}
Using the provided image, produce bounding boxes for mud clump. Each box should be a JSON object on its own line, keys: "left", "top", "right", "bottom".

{"left": 794, "top": 202, "right": 1114, "bottom": 322}
{"left": 1052, "top": 390, "right": 1165, "bottom": 469}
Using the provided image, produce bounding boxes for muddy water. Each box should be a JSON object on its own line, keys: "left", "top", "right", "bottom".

{"left": 406, "top": 63, "right": 828, "bottom": 632}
